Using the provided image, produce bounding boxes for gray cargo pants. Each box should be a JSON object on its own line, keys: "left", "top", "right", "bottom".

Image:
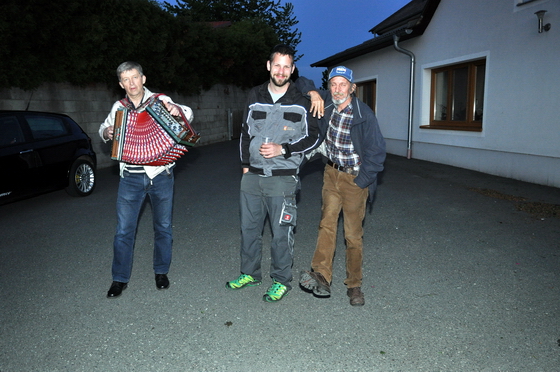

{"left": 239, "top": 172, "right": 298, "bottom": 289}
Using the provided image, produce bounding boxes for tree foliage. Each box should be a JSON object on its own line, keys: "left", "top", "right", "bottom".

{"left": 0, "top": 0, "right": 300, "bottom": 94}
{"left": 164, "top": 0, "right": 302, "bottom": 60}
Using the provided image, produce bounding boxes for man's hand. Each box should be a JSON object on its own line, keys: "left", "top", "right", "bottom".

{"left": 259, "top": 142, "right": 282, "bottom": 158}
{"left": 163, "top": 101, "right": 181, "bottom": 116}
{"left": 309, "top": 90, "right": 324, "bottom": 119}
{"left": 104, "top": 125, "right": 114, "bottom": 140}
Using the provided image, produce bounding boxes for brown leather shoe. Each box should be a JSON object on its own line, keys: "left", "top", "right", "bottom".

{"left": 347, "top": 287, "right": 365, "bottom": 306}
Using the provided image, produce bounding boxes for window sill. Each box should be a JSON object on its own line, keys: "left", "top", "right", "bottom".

{"left": 420, "top": 125, "right": 482, "bottom": 132}
{"left": 517, "top": 0, "right": 539, "bottom": 7}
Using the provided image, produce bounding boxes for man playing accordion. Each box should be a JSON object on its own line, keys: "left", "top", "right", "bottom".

{"left": 99, "top": 61, "right": 194, "bottom": 298}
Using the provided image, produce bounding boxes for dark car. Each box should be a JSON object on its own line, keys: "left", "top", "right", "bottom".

{"left": 0, "top": 110, "right": 97, "bottom": 205}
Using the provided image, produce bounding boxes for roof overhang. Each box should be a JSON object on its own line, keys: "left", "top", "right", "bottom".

{"left": 311, "top": 0, "right": 440, "bottom": 68}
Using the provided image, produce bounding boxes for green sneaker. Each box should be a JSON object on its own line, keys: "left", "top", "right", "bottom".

{"left": 263, "top": 281, "right": 289, "bottom": 302}
{"left": 226, "top": 274, "right": 261, "bottom": 290}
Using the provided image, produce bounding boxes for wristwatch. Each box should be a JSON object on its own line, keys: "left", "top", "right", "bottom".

{"left": 281, "top": 145, "right": 286, "bottom": 155}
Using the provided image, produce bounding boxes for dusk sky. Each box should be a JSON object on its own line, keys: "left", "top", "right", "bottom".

{"left": 286, "top": 0, "right": 411, "bottom": 86}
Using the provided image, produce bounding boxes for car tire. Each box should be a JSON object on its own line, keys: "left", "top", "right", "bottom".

{"left": 65, "top": 158, "right": 96, "bottom": 197}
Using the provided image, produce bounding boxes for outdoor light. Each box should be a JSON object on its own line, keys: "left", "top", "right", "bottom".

{"left": 534, "top": 10, "right": 551, "bottom": 33}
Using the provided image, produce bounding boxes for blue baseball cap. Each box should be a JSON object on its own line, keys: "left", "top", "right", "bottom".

{"left": 328, "top": 66, "right": 353, "bottom": 83}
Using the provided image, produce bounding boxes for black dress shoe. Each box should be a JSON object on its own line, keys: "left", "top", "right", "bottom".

{"left": 107, "top": 281, "right": 127, "bottom": 298}
{"left": 155, "top": 274, "right": 170, "bottom": 290}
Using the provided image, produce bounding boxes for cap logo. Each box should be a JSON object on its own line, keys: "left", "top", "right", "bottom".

{"left": 328, "top": 65, "right": 353, "bottom": 83}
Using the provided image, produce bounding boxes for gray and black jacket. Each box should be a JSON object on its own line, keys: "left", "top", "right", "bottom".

{"left": 240, "top": 80, "right": 320, "bottom": 176}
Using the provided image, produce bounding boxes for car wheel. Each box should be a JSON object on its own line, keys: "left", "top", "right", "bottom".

{"left": 65, "top": 158, "right": 96, "bottom": 197}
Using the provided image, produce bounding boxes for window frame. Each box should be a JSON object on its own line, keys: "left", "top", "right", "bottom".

{"left": 24, "top": 114, "right": 71, "bottom": 141}
{"left": 356, "top": 79, "right": 377, "bottom": 114}
{"left": 0, "top": 115, "right": 26, "bottom": 147}
{"left": 424, "top": 59, "right": 486, "bottom": 132}
{"left": 516, "top": 0, "right": 539, "bottom": 7}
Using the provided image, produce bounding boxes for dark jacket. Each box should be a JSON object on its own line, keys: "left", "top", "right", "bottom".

{"left": 240, "top": 80, "right": 320, "bottom": 176}
{"left": 296, "top": 77, "right": 386, "bottom": 199}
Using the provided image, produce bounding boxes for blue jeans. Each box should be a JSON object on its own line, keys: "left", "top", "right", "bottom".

{"left": 112, "top": 169, "right": 174, "bottom": 283}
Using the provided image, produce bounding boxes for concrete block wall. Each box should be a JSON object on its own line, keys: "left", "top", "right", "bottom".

{"left": 180, "top": 84, "right": 247, "bottom": 146}
{"left": 0, "top": 83, "right": 247, "bottom": 168}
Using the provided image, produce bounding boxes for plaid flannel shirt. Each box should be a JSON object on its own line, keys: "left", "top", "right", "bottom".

{"left": 326, "top": 103, "right": 361, "bottom": 168}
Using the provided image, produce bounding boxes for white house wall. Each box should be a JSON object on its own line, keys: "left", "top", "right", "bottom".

{"left": 344, "top": 0, "right": 559, "bottom": 187}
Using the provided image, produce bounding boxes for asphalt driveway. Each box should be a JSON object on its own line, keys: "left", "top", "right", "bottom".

{"left": 1, "top": 140, "right": 559, "bottom": 371}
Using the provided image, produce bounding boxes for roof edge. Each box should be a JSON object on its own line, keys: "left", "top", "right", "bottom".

{"left": 311, "top": 0, "right": 440, "bottom": 68}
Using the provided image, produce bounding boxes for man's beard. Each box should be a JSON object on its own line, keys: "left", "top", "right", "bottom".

{"left": 271, "top": 73, "right": 290, "bottom": 88}
{"left": 332, "top": 93, "right": 349, "bottom": 105}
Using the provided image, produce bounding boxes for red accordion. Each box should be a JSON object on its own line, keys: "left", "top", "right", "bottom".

{"left": 111, "top": 98, "right": 200, "bottom": 166}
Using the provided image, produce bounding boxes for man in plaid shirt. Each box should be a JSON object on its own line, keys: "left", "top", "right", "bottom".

{"left": 297, "top": 66, "right": 386, "bottom": 306}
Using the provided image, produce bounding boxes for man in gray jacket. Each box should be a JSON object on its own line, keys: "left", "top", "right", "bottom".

{"left": 225, "top": 44, "right": 320, "bottom": 302}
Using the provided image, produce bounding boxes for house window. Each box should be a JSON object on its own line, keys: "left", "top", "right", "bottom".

{"left": 356, "top": 80, "right": 376, "bottom": 113}
{"left": 426, "top": 59, "right": 485, "bottom": 131}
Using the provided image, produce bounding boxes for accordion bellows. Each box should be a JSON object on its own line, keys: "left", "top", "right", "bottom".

{"left": 111, "top": 98, "right": 199, "bottom": 166}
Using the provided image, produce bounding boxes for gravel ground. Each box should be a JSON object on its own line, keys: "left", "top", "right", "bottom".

{"left": 1, "top": 140, "right": 559, "bottom": 372}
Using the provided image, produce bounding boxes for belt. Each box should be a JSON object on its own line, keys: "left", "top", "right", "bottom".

{"left": 123, "top": 164, "right": 146, "bottom": 173}
{"left": 327, "top": 160, "right": 359, "bottom": 176}
{"left": 249, "top": 166, "right": 297, "bottom": 176}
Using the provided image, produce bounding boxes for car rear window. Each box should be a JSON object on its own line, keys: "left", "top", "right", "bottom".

{"left": 25, "top": 115, "right": 70, "bottom": 140}
{"left": 0, "top": 115, "right": 25, "bottom": 147}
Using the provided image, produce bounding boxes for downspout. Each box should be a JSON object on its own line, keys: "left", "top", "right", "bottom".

{"left": 393, "top": 33, "right": 415, "bottom": 159}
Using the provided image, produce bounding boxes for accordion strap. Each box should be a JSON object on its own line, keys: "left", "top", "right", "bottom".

{"left": 119, "top": 93, "right": 163, "bottom": 111}
{"left": 120, "top": 93, "right": 194, "bottom": 134}
{"left": 174, "top": 103, "right": 195, "bottom": 135}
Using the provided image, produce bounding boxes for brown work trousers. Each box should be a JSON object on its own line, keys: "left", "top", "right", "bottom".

{"left": 311, "top": 164, "right": 368, "bottom": 288}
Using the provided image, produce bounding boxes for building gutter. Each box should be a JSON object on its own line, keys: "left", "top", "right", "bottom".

{"left": 393, "top": 33, "right": 415, "bottom": 159}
